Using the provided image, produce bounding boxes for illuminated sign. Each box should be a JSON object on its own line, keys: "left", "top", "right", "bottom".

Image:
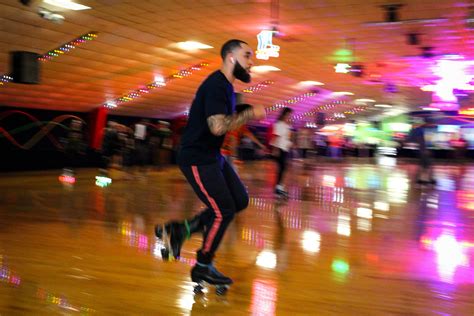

{"left": 334, "top": 63, "right": 351, "bottom": 73}
{"left": 256, "top": 30, "right": 280, "bottom": 60}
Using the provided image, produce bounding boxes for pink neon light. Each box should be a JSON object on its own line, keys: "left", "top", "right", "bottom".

{"left": 59, "top": 175, "right": 76, "bottom": 184}
{"left": 427, "top": 58, "right": 474, "bottom": 110}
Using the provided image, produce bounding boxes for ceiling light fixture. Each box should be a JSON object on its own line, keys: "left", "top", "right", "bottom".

{"left": 300, "top": 81, "right": 324, "bottom": 86}
{"left": 374, "top": 104, "right": 392, "bottom": 108}
{"left": 176, "top": 41, "right": 213, "bottom": 51}
{"left": 334, "top": 63, "right": 351, "bottom": 73}
{"left": 43, "top": 0, "right": 91, "bottom": 10}
{"left": 333, "top": 91, "right": 354, "bottom": 96}
{"left": 355, "top": 98, "right": 376, "bottom": 103}
{"left": 105, "top": 101, "right": 117, "bottom": 109}
{"left": 154, "top": 76, "right": 166, "bottom": 87}
{"left": 251, "top": 65, "right": 281, "bottom": 73}
{"left": 420, "top": 85, "right": 435, "bottom": 92}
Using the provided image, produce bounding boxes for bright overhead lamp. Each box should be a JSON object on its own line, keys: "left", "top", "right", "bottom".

{"left": 43, "top": 0, "right": 91, "bottom": 10}
{"left": 176, "top": 41, "right": 213, "bottom": 50}
{"left": 421, "top": 107, "right": 441, "bottom": 111}
{"left": 332, "top": 91, "right": 354, "bottom": 96}
{"left": 374, "top": 104, "right": 392, "bottom": 108}
{"left": 300, "top": 80, "right": 324, "bottom": 86}
{"left": 105, "top": 101, "right": 117, "bottom": 109}
{"left": 334, "top": 63, "right": 351, "bottom": 73}
{"left": 322, "top": 125, "right": 341, "bottom": 131}
{"left": 355, "top": 98, "right": 376, "bottom": 103}
{"left": 251, "top": 65, "right": 281, "bottom": 73}
{"left": 154, "top": 75, "right": 166, "bottom": 86}
{"left": 420, "top": 85, "right": 435, "bottom": 92}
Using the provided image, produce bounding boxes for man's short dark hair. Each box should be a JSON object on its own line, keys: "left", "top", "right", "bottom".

{"left": 220, "top": 39, "right": 248, "bottom": 60}
{"left": 277, "top": 107, "right": 293, "bottom": 121}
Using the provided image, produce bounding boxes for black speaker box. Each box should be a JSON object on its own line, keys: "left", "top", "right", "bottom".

{"left": 316, "top": 112, "right": 326, "bottom": 126}
{"left": 19, "top": 0, "right": 32, "bottom": 5}
{"left": 10, "top": 51, "right": 40, "bottom": 84}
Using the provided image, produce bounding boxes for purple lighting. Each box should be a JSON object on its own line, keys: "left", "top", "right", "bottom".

{"left": 428, "top": 57, "right": 474, "bottom": 111}
{"left": 432, "top": 231, "right": 469, "bottom": 283}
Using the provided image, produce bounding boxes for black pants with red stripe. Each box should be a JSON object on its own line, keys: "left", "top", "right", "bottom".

{"left": 179, "top": 156, "right": 249, "bottom": 264}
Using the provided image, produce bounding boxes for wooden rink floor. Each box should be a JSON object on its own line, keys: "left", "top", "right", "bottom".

{"left": 0, "top": 158, "right": 473, "bottom": 315}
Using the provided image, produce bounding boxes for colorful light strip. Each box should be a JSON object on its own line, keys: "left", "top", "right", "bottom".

{"left": 266, "top": 92, "right": 318, "bottom": 113}
{"left": 0, "top": 32, "right": 98, "bottom": 87}
{"left": 291, "top": 101, "right": 347, "bottom": 122}
{"left": 0, "top": 75, "right": 13, "bottom": 86}
{"left": 104, "top": 62, "right": 210, "bottom": 109}
{"left": 242, "top": 80, "right": 274, "bottom": 94}
{"left": 1, "top": 254, "right": 92, "bottom": 313}
{"left": 38, "top": 32, "right": 98, "bottom": 62}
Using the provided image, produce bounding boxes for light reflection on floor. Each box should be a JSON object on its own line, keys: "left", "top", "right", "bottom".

{"left": 0, "top": 160, "right": 473, "bottom": 314}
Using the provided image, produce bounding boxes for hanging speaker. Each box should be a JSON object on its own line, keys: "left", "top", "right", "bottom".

{"left": 316, "top": 112, "right": 326, "bottom": 126}
{"left": 407, "top": 33, "right": 420, "bottom": 45}
{"left": 10, "top": 51, "right": 40, "bottom": 84}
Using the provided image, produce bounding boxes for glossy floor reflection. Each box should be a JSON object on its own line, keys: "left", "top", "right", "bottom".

{"left": 0, "top": 158, "right": 473, "bottom": 315}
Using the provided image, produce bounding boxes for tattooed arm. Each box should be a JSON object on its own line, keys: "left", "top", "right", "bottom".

{"left": 207, "top": 108, "right": 255, "bottom": 136}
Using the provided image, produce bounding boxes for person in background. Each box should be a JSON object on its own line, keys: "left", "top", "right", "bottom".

{"left": 101, "top": 121, "right": 120, "bottom": 175}
{"left": 134, "top": 119, "right": 149, "bottom": 175}
{"left": 450, "top": 134, "right": 468, "bottom": 160}
{"left": 221, "top": 93, "right": 266, "bottom": 170}
{"left": 270, "top": 107, "right": 293, "bottom": 197}
{"left": 121, "top": 125, "right": 135, "bottom": 179}
{"left": 296, "top": 126, "right": 313, "bottom": 160}
{"left": 157, "top": 120, "right": 173, "bottom": 166}
{"left": 408, "top": 118, "right": 436, "bottom": 184}
{"left": 328, "top": 132, "right": 343, "bottom": 160}
{"left": 63, "top": 119, "right": 85, "bottom": 175}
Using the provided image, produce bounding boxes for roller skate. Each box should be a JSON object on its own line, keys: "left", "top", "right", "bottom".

{"left": 155, "top": 216, "right": 203, "bottom": 261}
{"left": 191, "top": 263, "right": 233, "bottom": 295}
{"left": 274, "top": 185, "right": 289, "bottom": 200}
{"left": 155, "top": 221, "right": 186, "bottom": 261}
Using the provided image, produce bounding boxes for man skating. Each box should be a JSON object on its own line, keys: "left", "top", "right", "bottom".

{"left": 155, "top": 39, "right": 266, "bottom": 288}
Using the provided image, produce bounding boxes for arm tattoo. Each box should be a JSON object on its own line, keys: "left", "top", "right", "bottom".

{"left": 207, "top": 108, "right": 254, "bottom": 136}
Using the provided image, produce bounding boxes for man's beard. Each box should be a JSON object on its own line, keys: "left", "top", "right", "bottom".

{"left": 233, "top": 60, "right": 251, "bottom": 83}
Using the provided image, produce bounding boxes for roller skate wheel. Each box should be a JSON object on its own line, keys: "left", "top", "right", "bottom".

{"left": 160, "top": 248, "right": 170, "bottom": 261}
{"left": 155, "top": 226, "right": 163, "bottom": 239}
{"left": 194, "top": 284, "right": 204, "bottom": 294}
{"left": 216, "top": 285, "right": 228, "bottom": 295}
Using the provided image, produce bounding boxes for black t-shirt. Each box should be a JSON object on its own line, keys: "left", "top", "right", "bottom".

{"left": 178, "top": 70, "right": 235, "bottom": 165}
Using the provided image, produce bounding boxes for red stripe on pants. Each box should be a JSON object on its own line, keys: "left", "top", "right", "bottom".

{"left": 191, "top": 165, "right": 223, "bottom": 253}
